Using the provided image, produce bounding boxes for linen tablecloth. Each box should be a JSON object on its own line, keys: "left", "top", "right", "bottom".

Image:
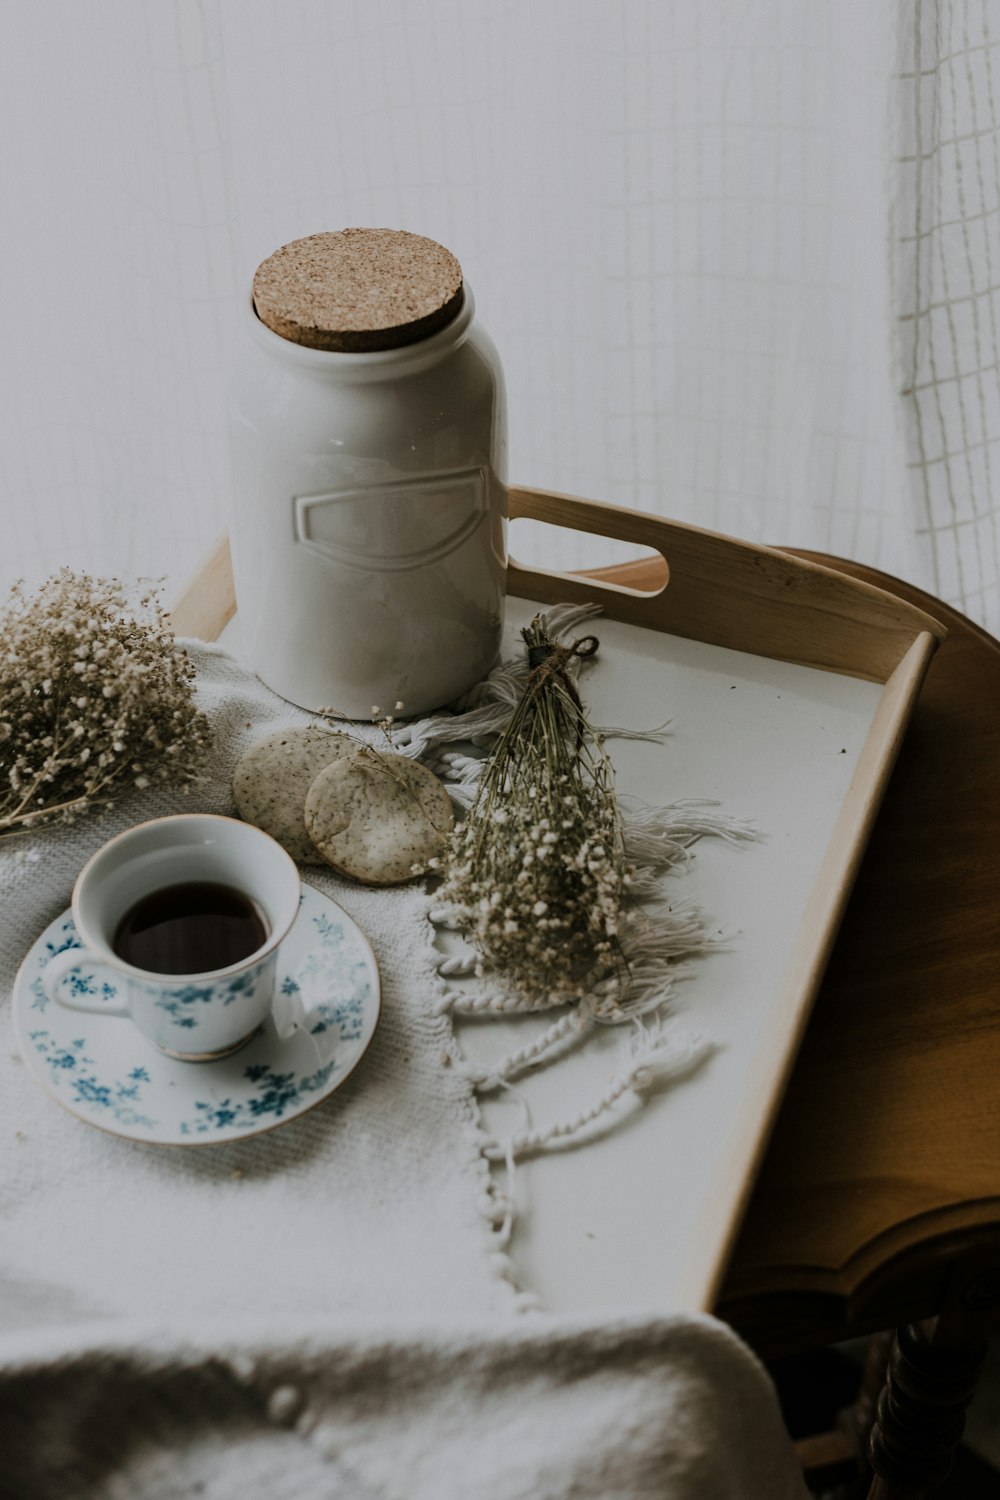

{"left": 0, "top": 643, "right": 808, "bottom": 1498}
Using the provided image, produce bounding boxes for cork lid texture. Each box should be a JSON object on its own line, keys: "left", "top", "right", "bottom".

{"left": 252, "top": 229, "right": 464, "bottom": 353}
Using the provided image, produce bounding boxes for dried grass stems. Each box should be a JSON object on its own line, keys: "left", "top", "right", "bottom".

{"left": 435, "top": 614, "right": 633, "bottom": 1007}
{"left": 0, "top": 571, "right": 211, "bottom": 838}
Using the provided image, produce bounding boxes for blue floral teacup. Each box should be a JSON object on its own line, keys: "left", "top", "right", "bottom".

{"left": 43, "top": 815, "right": 305, "bottom": 1061}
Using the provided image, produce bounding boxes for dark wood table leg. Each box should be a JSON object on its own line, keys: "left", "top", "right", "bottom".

{"left": 864, "top": 1255, "right": 1000, "bottom": 1497}
{"left": 865, "top": 1318, "right": 988, "bottom": 1496}
{"left": 824, "top": 1331, "right": 894, "bottom": 1492}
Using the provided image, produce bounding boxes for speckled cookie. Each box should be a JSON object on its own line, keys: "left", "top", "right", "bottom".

{"left": 304, "top": 749, "right": 453, "bottom": 885}
{"left": 233, "top": 726, "right": 358, "bottom": 863}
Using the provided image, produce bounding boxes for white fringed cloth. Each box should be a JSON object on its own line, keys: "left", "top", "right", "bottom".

{"left": 0, "top": 640, "right": 807, "bottom": 1499}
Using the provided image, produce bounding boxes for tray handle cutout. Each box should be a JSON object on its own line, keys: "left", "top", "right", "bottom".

{"left": 509, "top": 514, "right": 668, "bottom": 598}
{"left": 506, "top": 486, "right": 946, "bottom": 683}
{"left": 509, "top": 487, "right": 671, "bottom": 606}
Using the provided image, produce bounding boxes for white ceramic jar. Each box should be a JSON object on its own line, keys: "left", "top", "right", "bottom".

{"left": 228, "top": 230, "right": 508, "bottom": 718}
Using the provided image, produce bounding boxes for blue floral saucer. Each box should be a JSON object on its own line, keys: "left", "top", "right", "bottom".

{"left": 13, "top": 883, "right": 380, "bottom": 1146}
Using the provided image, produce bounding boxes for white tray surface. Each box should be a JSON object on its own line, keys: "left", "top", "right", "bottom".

{"left": 457, "top": 599, "right": 882, "bottom": 1314}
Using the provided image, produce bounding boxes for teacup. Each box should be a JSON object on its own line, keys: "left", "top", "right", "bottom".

{"left": 43, "top": 814, "right": 305, "bottom": 1061}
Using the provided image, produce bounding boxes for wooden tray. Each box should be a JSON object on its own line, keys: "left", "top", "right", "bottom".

{"left": 172, "top": 485, "right": 946, "bottom": 1314}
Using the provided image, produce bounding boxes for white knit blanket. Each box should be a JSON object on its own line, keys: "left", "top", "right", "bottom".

{"left": 0, "top": 1313, "right": 810, "bottom": 1500}
{"left": 0, "top": 644, "right": 807, "bottom": 1498}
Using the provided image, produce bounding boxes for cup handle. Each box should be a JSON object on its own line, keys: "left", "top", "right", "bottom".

{"left": 43, "top": 947, "right": 130, "bottom": 1017}
{"left": 270, "top": 985, "right": 329, "bottom": 1042}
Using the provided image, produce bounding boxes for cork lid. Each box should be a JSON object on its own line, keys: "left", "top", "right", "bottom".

{"left": 252, "top": 229, "right": 464, "bottom": 353}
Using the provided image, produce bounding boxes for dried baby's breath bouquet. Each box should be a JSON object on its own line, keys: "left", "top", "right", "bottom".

{"left": 435, "top": 613, "right": 631, "bottom": 1004}
{"left": 0, "top": 570, "right": 211, "bottom": 838}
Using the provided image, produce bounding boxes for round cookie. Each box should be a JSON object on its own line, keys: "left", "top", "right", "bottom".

{"left": 304, "top": 749, "right": 452, "bottom": 885}
{"left": 233, "top": 725, "right": 357, "bottom": 863}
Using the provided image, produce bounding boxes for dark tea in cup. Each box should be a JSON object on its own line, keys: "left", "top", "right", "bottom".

{"left": 113, "top": 882, "right": 268, "bottom": 976}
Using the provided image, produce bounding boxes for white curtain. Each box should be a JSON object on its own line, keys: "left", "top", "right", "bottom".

{"left": 1, "top": 1, "right": 998, "bottom": 630}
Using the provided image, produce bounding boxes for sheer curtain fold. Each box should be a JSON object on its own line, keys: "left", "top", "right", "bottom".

{"left": 1, "top": 0, "right": 998, "bottom": 629}
{"left": 891, "top": 0, "right": 1000, "bottom": 625}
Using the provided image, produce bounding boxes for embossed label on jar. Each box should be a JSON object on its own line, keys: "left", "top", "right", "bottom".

{"left": 293, "top": 467, "right": 488, "bottom": 572}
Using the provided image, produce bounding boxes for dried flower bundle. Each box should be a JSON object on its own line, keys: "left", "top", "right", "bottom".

{"left": 423, "top": 603, "right": 757, "bottom": 1167}
{"left": 435, "top": 613, "right": 631, "bottom": 1005}
{"left": 0, "top": 570, "right": 211, "bottom": 837}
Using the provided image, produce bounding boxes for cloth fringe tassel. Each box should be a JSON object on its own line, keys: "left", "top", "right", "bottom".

{"left": 448, "top": 1003, "right": 597, "bottom": 1090}
{"left": 480, "top": 1024, "right": 714, "bottom": 1160}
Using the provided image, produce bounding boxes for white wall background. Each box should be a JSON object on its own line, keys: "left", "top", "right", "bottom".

{"left": 1, "top": 1, "right": 998, "bottom": 630}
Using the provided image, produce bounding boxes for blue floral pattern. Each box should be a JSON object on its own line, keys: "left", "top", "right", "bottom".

{"left": 44, "top": 924, "right": 83, "bottom": 961}
{"left": 178, "top": 1061, "right": 338, "bottom": 1136}
{"left": 35, "top": 922, "right": 120, "bottom": 1012}
{"left": 30, "top": 922, "right": 84, "bottom": 1013}
{"left": 153, "top": 967, "right": 267, "bottom": 1030}
{"left": 14, "top": 884, "right": 380, "bottom": 1146}
{"left": 289, "top": 909, "right": 375, "bottom": 1041}
{"left": 28, "top": 1030, "right": 157, "bottom": 1129}
{"left": 277, "top": 976, "right": 366, "bottom": 1041}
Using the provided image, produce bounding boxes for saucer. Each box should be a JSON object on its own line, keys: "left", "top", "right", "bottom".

{"left": 13, "top": 883, "right": 380, "bottom": 1146}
